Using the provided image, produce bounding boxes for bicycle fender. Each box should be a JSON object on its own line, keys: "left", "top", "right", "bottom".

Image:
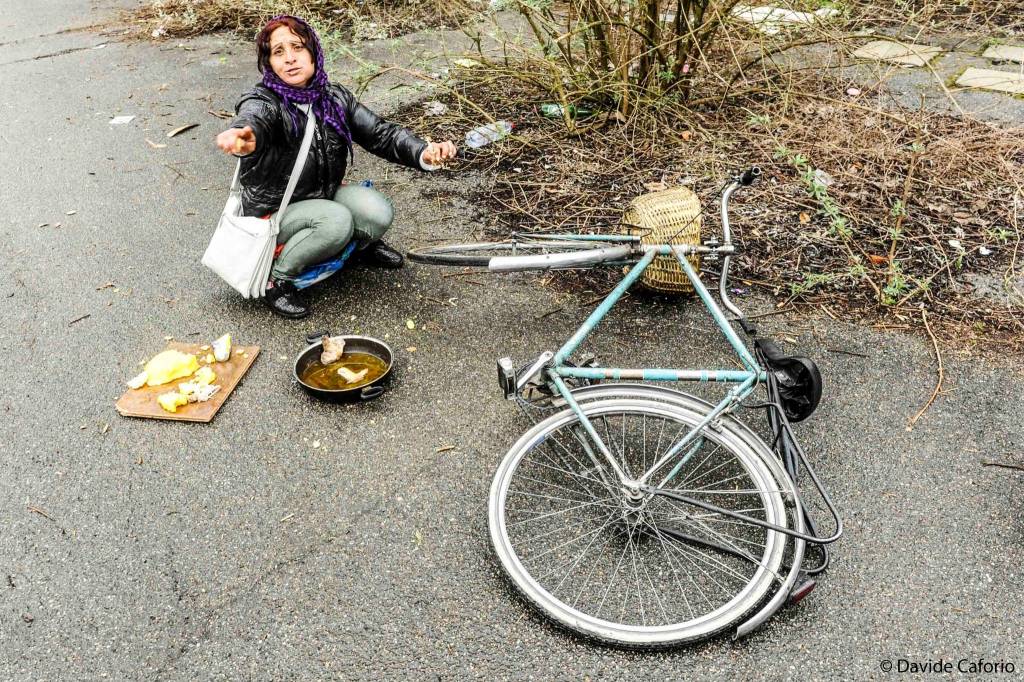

{"left": 734, "top": 496, "right": 807, "bottom": 641}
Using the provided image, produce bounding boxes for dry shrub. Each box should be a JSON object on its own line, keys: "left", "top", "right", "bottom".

{"left": 846, "top": 0, "right": 1024, "bottom": 34}
{"left": 133, "top": 0, "right": 481, "bottom": 40}
{"left": 498, "top": 0, "right": 748, "bottom": 112}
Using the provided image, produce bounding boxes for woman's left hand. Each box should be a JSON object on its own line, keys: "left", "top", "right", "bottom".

{"left": 422, "top": 141, "right": 458, "bottom": 166}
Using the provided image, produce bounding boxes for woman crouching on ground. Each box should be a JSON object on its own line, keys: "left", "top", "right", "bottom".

{"left": 215, "top": 15, "right": 456, "bottom": 318}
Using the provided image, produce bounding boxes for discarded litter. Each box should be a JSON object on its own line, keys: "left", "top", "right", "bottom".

{"left": 538, "top": 103, "right": 595, "bottom": 120}
{"left": 465, "top": 121, "right": 513, "bottom": 149}
{"left": 424, "top": 101, "right": 448, "bottom": 116}
{"left": 452, "top": 58, "right": 482, "bottom": 68}
{"left": 109, "top": 116, "right": 135, "bottom": 126}
{"left": 167, "top": 123, "right": 199, "bottom": 138}
{"left": 812, "top": 169, "right": 834, "bottom": 187}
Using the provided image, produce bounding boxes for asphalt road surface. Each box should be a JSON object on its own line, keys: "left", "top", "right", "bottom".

{"left": 1, "top": 1, "right": 1022, "bottom": 680}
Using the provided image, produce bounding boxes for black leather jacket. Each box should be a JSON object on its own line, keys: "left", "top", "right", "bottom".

{"left": 229, "top": 83, "right": 428, "bottom": 216}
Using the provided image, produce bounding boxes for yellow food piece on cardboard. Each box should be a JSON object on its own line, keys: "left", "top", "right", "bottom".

{"left": 157, "top": 391, "right": 188, "bottom": 413}
{"left": 194, "top": 366, "right": 216, "bottom": 385}
{"left": 144, "top": 350, "right": 199, "bottom": 387}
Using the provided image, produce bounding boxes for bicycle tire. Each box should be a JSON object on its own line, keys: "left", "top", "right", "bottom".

{"left": 489, "top": 398, "right": 795, "bottom": 648}
{"left": 407, "top": 239, "right": 628, "bottom": 268}
{"left": 559, "top": 382, "right": 811, "bottom": 641}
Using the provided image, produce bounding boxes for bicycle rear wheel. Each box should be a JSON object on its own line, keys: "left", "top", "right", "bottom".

{"left": 407, "top": 239, "right": 631, "bottom": 268}
{"left": 489, "top": 398, "right": 794, "bottom": 648}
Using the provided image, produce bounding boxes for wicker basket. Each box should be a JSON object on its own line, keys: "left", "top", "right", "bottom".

{"left": 622, "top": 186, "right": 702, "bottom": 294}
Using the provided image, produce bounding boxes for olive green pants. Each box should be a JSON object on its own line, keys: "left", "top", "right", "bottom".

{"left": 270, "top": 184, "right": 395, "bottom": 282}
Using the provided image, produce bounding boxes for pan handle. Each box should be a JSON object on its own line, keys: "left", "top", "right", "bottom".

{"left": 360, "top": 385, "right": 386, "bottom": 400}
{"left": 305, "top": 330, "right": 331, "bottom": 345}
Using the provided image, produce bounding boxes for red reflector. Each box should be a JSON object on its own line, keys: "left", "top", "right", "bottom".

{"left": 788, "top": 579, "right": 817, "bottom": 605}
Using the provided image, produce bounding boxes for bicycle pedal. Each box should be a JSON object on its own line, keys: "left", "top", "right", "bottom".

{"left": 577, "top": 352, "right": 598, "bottom": 368}
{"left": 497, "top": 357, "right": 516, "bottom": 400}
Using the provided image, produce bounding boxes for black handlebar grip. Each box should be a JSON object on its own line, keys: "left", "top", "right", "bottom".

{"left": 739, "top": 166, "right": 762, "bottom": 186}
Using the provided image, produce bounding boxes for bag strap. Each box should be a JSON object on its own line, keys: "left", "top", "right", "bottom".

{"left": 225, "top": 105, "right": 317, "bottom": 230}
{"left": 276, "top": 104, "right": 317, "bottom": 219}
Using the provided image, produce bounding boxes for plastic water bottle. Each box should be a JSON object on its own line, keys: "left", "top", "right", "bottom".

{"left": 465, "top": 121, "right": 513, "bottom": 149}
{"left": 538, "top": 103, "right": 594, "bottom": 119}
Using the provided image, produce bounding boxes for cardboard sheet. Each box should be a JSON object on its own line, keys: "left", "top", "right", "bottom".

{"left": 115, "top": 342, "right": 260, "bottom": 423}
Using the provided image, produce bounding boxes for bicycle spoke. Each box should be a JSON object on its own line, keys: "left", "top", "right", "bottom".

{"left": 513, "top": 472, "right": 609, "bottom": 503}
{"left": 691, "top": 471, "right": 755, "bottom": 492}
{"left": 675, "top": 443, "right": 730, "bottom": 488}
{"left": 597, "top": 536, "right": 632, "bottom": 620}
{"left": 515, "top": 509, "right": 616, "bottom": 549}
{"left": 623, "top": 529, "right": 644, "bottom": 626}
{"left": 641, "top": 413, "right": 648, "bottom": 479}
{"left": 652, "top": 522, "right": 752, "bottom": 594}
{"left": 525, "top": 519, "right": 622, "bottom": 563}
{"left": 507, "top": 488, "right": 619, "bottom": 510}
{"left": 650, "top": 525, "right": 726, "bottom": 608}
{"left": 600, "top": 415, "right": 631, "bottom": 480}
{"left": 507, "top": 498, "right": 614, "bottom": 526}
{"left": 651, "top": 501, "right": 785, "bottom": 584}
{"left": 648, "top": 519, "right": 697, "bottom": 620}
{"left": 571, "top": 524, "right": 629, "bottom": 610}
{"left": 533, "top": 512, "right": 620, "bottom": 583}
{"left": 522, "top": 455, "right": 615, "bottom": 497}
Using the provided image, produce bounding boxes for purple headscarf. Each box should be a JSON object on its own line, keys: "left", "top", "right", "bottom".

{"left": 259, "top": 15, "right": 353, "bottom": 157}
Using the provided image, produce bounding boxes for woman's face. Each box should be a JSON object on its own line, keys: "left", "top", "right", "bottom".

{"left": 268, "top": 25, "right": 314, "bottom": 88}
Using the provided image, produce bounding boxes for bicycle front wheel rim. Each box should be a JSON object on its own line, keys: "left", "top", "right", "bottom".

{"left": 488, "top": 399, "right": 791, "bottom": 647}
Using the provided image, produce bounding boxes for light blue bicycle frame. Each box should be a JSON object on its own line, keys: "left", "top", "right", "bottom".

{"left": 531, "top": 238, "right": 767, "bottom": 491}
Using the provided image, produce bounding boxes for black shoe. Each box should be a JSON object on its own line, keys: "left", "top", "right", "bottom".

{"left": 359, "top": 241, "right": 404, "bottom": 269}
{"left": 263, "top": 280, "right": 310, "bottom": 319}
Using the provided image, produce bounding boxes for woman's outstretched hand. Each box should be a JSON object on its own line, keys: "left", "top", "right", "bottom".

{"left": 422, "top": 141, "right": 457, "bottom": 166}
{"left": 216, "top": 126, "right": 256, "bottom": 156}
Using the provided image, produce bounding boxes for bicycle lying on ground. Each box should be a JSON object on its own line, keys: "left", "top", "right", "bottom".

{"left": 409, "top": 168, "right": 842, "bottom": 647}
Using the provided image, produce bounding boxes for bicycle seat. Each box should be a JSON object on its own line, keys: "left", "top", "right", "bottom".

{"left": 755, "top": 338, "right": 823, "bottom": 422}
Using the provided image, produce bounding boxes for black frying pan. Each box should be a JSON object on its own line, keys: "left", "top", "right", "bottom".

{"left": 293, "top": 331, "right": 393, "bottom": 402}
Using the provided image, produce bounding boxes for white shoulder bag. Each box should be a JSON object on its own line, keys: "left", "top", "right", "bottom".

{"left": 202, "top": 106, "right": 317, "bottom": 299}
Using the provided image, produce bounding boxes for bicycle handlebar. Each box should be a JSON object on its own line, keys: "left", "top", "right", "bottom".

{"left": 738, "top": 166, "right": 762, "bottom": 186}
{"left": 718, "top": 167, "right": 761, "bottom": 329}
